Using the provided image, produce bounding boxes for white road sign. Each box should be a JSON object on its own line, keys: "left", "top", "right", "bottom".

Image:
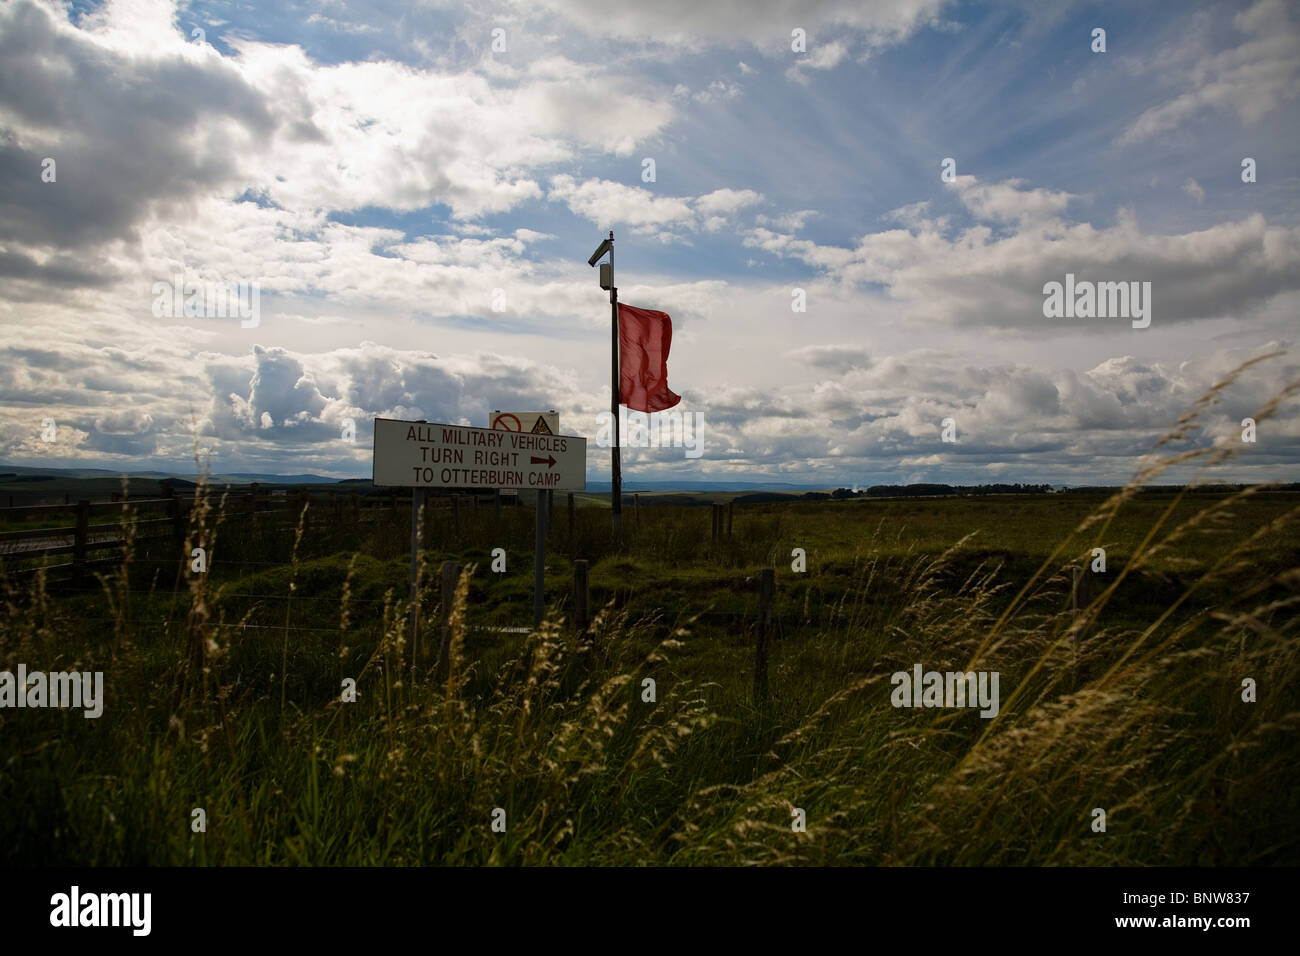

{"left": 373, "top": 418, "right": 586, "bottom": 490}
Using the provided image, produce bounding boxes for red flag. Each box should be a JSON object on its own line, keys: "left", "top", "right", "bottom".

{"left": 618, "top": 303, "right": 681, "bottom": 413}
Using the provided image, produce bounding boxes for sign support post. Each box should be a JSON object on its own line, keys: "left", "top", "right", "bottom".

{"left": 409, "top": 485, "right": 425, "bottom": 654}
{"left": 534, "top": 490, "right": 546, "bottom": 626}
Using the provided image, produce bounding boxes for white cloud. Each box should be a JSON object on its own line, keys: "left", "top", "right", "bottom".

{"left": 548, "top": 176, "right": 696, "bottom": 234}
{"left": 693, "top": 79, "right": 744, "bottom": 102}
{"left": 519, "top": 0, "right": 949, "bottom": 49}
{"left": 747, "top": 178, "right": 1300, "bottom": 332}
{"left": 788, "top": 344, "right": 871, "bottom": 373}
{"left": 742, "top": 227, "right": 855, "bottom": 270}
{"left": 95, "top": 409, "right": 155, "bottom": 434}
{"left": 951, "top": 176, "right": 1074, "bottom": 226}
{"left": 1118, "top": 0, "right": 1300, "bottom": 144}
{"left": 0, "top": 0, "right": 678, "bottom": 252}
{"left": 549, "top": 177, "right": 763, "bottom": 236}
{"left": 757, "top": 209, "right": 819, "bottom": 232}
{"left": 787, "top": 37, "right": 851, "bottom": 82}
{"left": 695, "top": 188, "right": 763, "bottom": 215}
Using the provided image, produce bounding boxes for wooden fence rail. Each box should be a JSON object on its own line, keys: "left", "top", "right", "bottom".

{"left": 0, "top": 488, "right": 442, "bottom": 581}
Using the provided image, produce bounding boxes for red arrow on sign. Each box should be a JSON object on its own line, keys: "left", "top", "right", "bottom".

{"left": 530, "top": 455, "right": 556, "bottom": 468}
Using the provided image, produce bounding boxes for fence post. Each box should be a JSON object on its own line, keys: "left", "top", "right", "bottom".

{"left": 567, "top": 492, "right": 575, "bottom": 536}
{"left": 170, "top": 494, "right": 185, "bottom": 551}
{"left": 569, "top": 561, "right": 590, "bottom": 634}
{"left": 534, "top": 492, "right": 546, "bottom": 627}
{"left": 755, "top": 568, "right": 774, "bottom": 706}
{"left": 727, "top": 501, "right": 734, "bottom": 536}
{"left": 1072, "top": 565, "right": 1093, "bottom": 621}
{"left": 437, "top": 560, "right": 459, "bottom": 676}
{"left": 72, "top": 499, "right": 90, "bottom": 589}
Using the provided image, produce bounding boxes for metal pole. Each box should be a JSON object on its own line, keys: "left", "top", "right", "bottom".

{"left": 534, "top": 490, "right": 546, "bottom": 627}
{"left": 409, "top": 487, "right": 424, "bottom": 648}
{"left": 610, "top": 230, "right": 621, "bottom": 534}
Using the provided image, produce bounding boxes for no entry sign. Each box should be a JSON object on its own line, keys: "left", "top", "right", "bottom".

{"left": 373, "top": 418, "right": 587, "bottom": 490}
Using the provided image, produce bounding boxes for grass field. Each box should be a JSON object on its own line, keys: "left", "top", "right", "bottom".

{"left": 2, "top": 468, "right": 1297, "bottom": 865}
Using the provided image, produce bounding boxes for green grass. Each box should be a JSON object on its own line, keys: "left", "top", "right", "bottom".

{"left": 2, "top": 482, "right": 1295, "bottom": 865}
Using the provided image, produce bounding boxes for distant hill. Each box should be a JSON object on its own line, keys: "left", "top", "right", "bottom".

{"left": 0, "top": 465, "right": 846, "bottom": 492}
{"left": 621, "top": 480, "right": 814, "bottom": 491}
{"left": 4, "top": 464, "right": 1292, "bottom": 496}
{"left": 0, "top": 464, "right": 339, "bottom": 485}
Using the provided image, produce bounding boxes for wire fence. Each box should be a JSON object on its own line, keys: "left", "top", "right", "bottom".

{"left": 2, "top": 486, "right": 823, "bottom": 660}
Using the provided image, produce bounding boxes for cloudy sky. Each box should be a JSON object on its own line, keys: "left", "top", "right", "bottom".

{"left": 1, "top": 0, "right": 1297, "bottom": 487}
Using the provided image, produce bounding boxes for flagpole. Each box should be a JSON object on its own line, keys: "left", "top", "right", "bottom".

{"left": 609, "top": 229, "right": 622, "bottom": 533}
